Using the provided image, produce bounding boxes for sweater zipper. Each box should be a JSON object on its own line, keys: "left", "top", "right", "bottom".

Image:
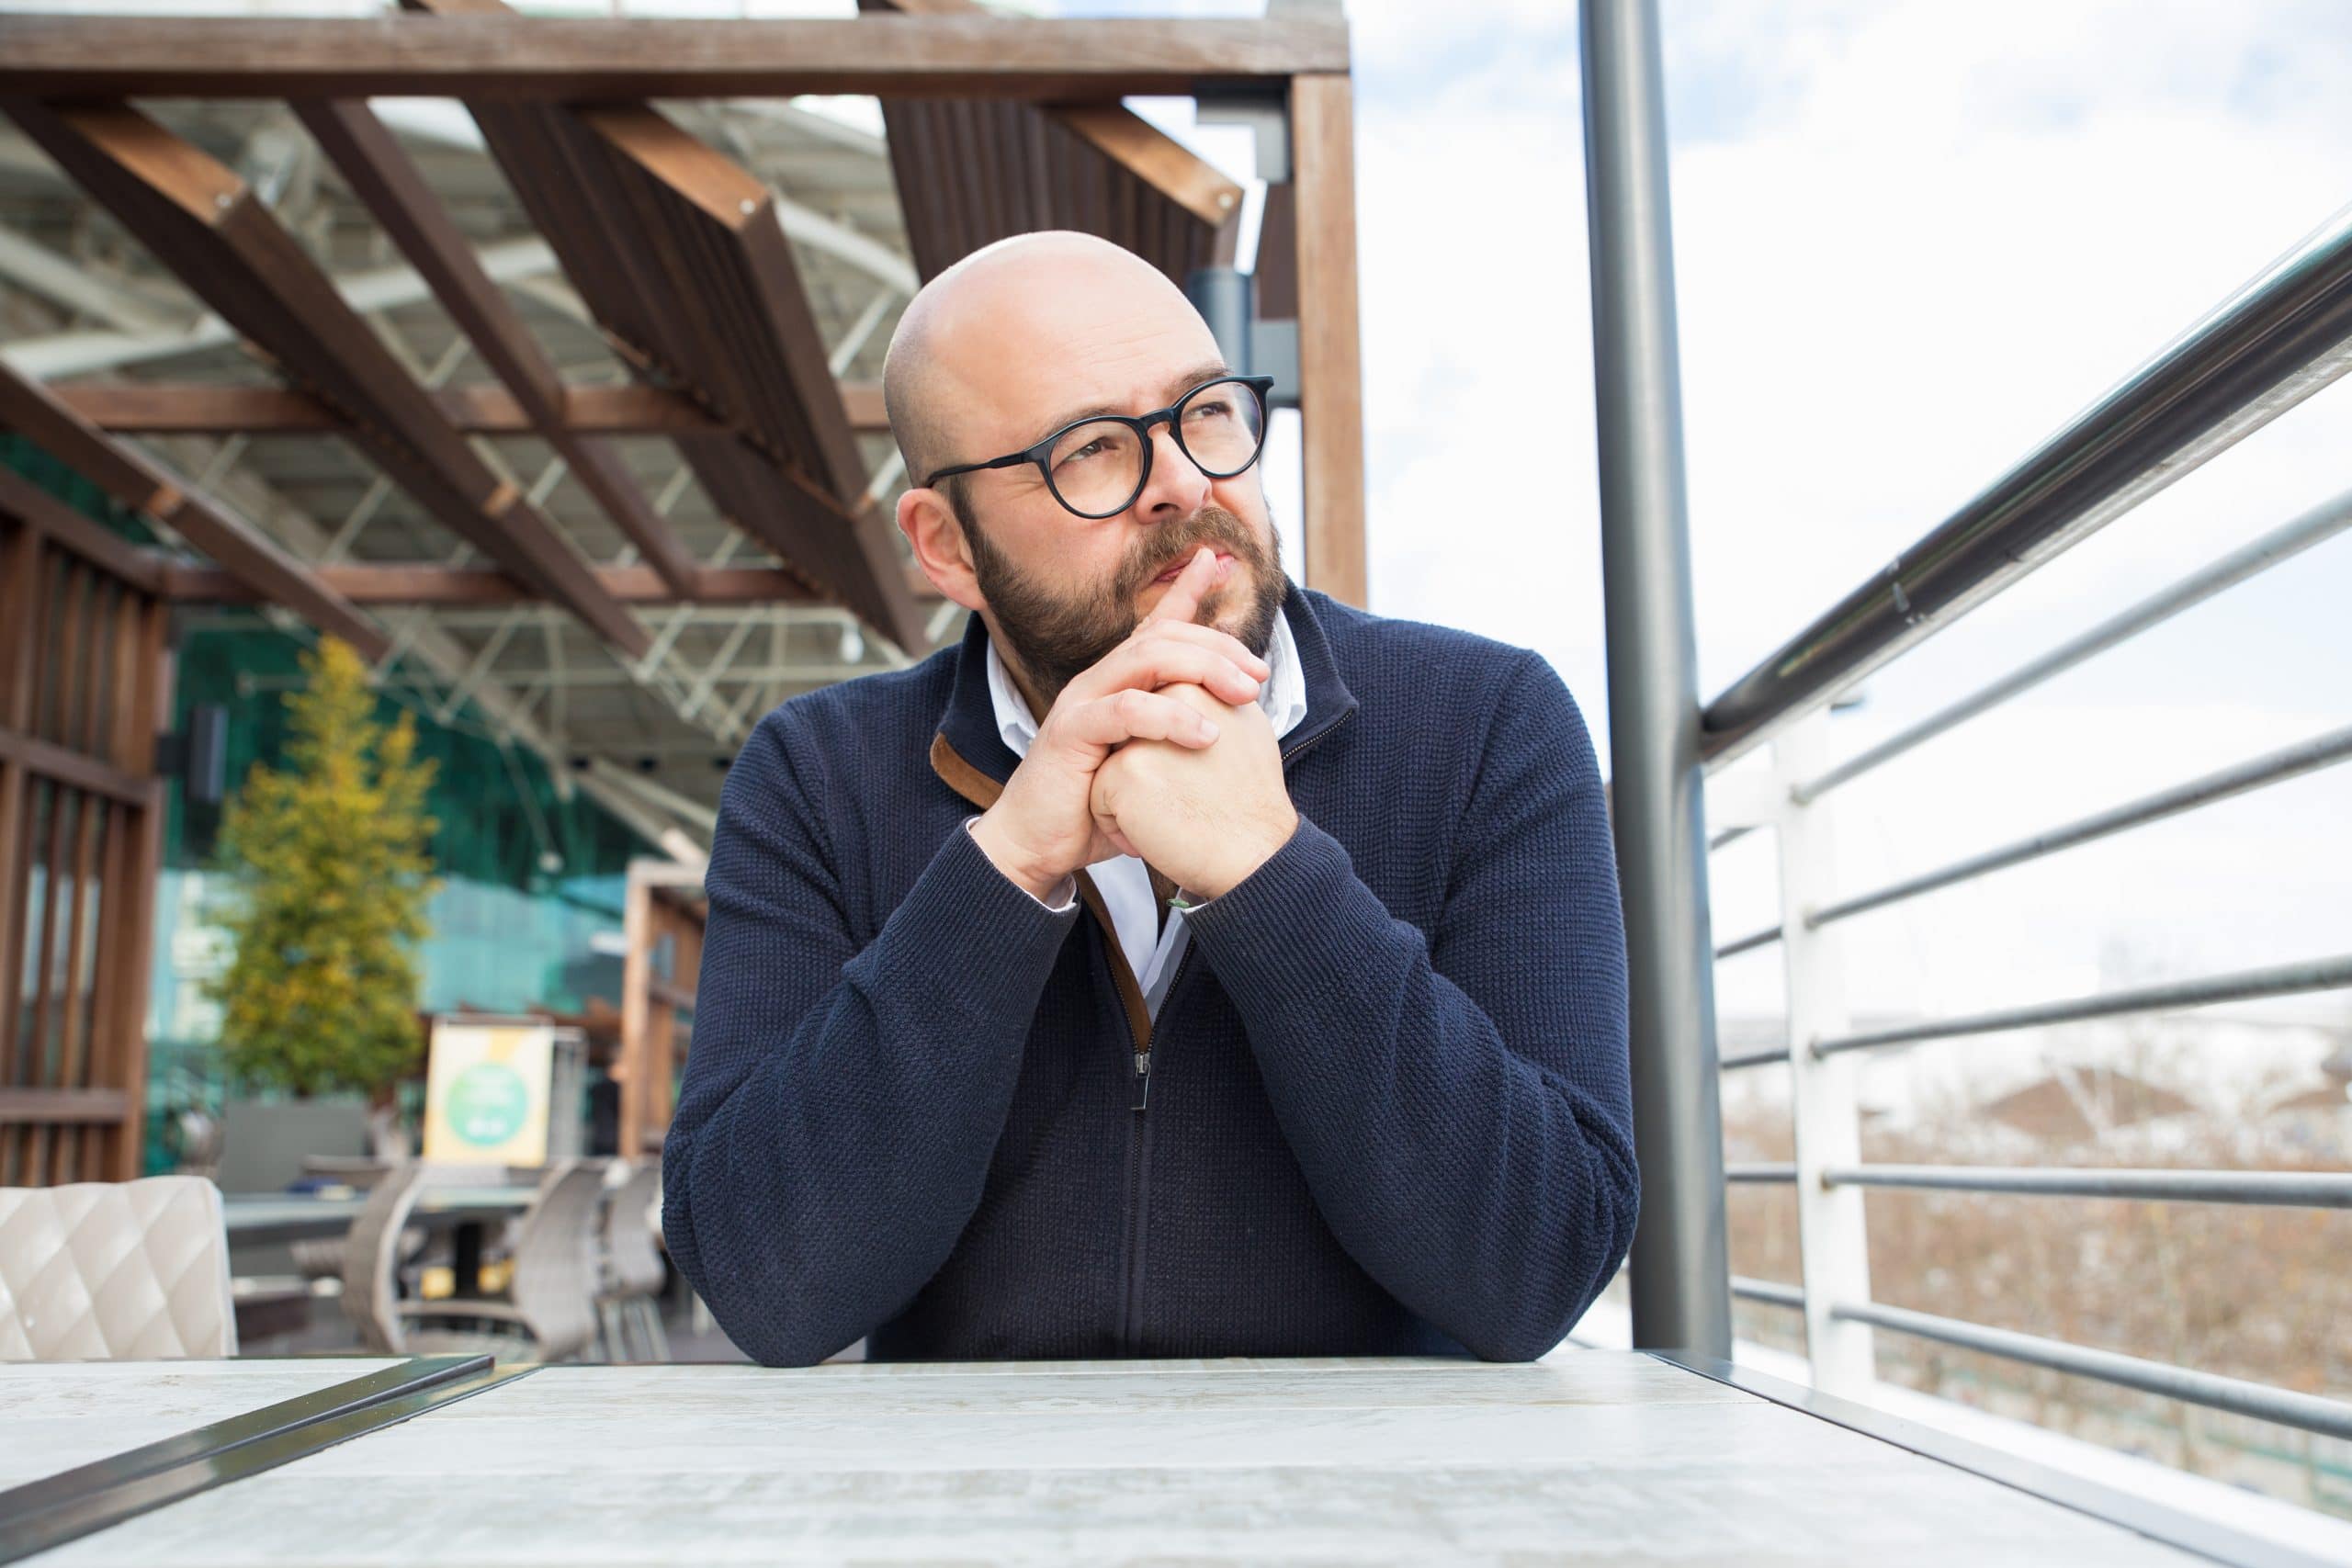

{"left": 1121, "top": 705, "right": 1351, "bottom": 1352}
{"left": 1121, "top": 940, "right": 1199, "bottom": 1352}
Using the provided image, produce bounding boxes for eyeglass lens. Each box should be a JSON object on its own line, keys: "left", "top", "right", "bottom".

{"left": 1045, "top": 378, "right": 1267, "bottom": 516}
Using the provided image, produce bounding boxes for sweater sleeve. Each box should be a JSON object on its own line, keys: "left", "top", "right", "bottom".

{"left": 662, "top": 710, "right": 1081, "bottom": 1366}
{"left": 1180, "top": 652, "right": 1637, "bottom": 1360}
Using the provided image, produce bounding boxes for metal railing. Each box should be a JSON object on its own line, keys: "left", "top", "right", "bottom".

{"left": 1580, "top": 0, "right": 2352, "bottom": 1465}
{"left": 1684, "top": 200, "right": 2352, "bottom": 1447}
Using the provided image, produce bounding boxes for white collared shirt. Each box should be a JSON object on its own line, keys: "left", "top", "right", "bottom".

{"left": 972, "top": 594, "right": 1307, "bottom": 1012}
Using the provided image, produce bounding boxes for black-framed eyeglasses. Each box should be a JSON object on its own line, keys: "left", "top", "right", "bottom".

{"left": 924, "top": 374, "right": 1275, "bottom": 521}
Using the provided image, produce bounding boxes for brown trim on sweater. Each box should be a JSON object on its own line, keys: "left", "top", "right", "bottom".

{"left": 928, "top": 730, "right": 1001, "bottom": 808}
{"left": 932, "top": 729, "right": 1157, "bottom": 1052}
{"left": 1074, "top": 870, "right": 1155, "bottom": 1053}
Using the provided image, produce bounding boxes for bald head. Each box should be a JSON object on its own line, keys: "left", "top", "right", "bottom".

{"left": 881, "top": 231, "right": 1220, "bottom": 500}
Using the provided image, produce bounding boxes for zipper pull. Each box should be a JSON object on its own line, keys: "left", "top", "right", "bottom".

{"left": 1131, "top": 1048, "right": 1151, "bottom": 1112}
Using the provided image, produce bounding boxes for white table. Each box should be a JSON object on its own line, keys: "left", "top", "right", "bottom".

{"left": 220, "top": 1189, "right": 535, "bottom": 1243}
{"left": 0, "top": 1351, "right": 2234, "bottom": 1565}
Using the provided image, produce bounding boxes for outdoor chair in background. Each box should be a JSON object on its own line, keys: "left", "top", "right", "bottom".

{"left": 343, "top": 1159, "right": 605, "bottom": 1362}
{"left": 0, "top": 1177, "right": 238, "bottom": 1360}
{"left": 595, "top": 1161, "right": 669, "bottom": 1361}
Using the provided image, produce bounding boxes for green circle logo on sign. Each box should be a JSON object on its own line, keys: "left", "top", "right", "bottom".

{"left": 447, "top": 1062, "right": 530, "bottom": 1147}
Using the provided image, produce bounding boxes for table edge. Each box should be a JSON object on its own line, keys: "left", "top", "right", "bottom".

{"left": 1645, "top": 1350, "right": 2326, "bottom": 1568}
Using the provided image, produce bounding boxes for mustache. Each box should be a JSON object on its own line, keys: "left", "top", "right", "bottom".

{"left": 1118, "top": 506, "right": 1263, "bottom": 601}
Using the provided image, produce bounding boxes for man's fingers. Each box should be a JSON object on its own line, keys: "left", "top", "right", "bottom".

{"left": 1053, "top": 688, "right": 1222, "bottom": 755}
{"left": 1068, "top": 640, "right": 1262, "bottom": 708}
{"left": 1138, "top": 545, "right": 1221, "bottom": 628}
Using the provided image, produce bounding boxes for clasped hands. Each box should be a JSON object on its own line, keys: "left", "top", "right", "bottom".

{"left": 969, "top": 546, "right": 1299, "bottom": 906}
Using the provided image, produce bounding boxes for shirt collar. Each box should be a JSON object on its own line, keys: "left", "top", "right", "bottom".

{"left": 983, "top": 592, "right": 1310, "bottom": 760}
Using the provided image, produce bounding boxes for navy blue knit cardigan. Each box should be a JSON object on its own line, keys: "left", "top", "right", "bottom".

{"left": 662, "top": 581, "right": 1637, "bottom": 1366}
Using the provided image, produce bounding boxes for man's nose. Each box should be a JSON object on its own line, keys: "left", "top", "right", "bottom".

{"left": 1131, "top": 422, "right": 1212, "bottom": 523}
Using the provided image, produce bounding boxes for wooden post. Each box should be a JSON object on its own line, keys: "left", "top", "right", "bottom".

{"left": 107, "top": 600, "right": 170, "bottom": 1180}
{"left": 618, "top": 861, "right": 653, "bottom": 1160}
{"left": 1289, "top": 72, "right": 1367, "bottom": 607}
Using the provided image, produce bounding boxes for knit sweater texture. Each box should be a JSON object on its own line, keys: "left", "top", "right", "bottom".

{"left": 662, "top": 581, "right": 1637, "bottom": 1366}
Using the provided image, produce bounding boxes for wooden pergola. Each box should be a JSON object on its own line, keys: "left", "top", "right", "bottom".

{"left": 0, "top": 0, "right": 1366, "bottom": 1183}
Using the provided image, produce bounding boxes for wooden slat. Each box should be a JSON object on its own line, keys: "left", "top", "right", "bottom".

{"left": 4, "top": 100, "right": 649, "bottom": 659}
{"left": 48, "top": 381, "right": 769, "bottom": 436}
{"left": 295, "top": 96, "right": 700, "bottom": 595}
{"left": 857, "top": 0, "right": 1237, "bottom": 339}
{"left": 390, "top": 0, "right": 926, "bottom": 650}
{"left": 0, "top": 14, "right": 1349, "bottom": 98}
{"left": 1291, "top": 73, "right": 1366, "bottom": 606}
{"left": 53, "top": 770, "right": 104, "bottom": 1109}
{"left": 0, "top": 361, "right": 390, "bottom": 659}
{"left": 0, "top": 522, "right": 38, "bottom": 1091}
{"left": 27, "top": 779, "right": 74, "bottom": 1179}
{"left": 0, "top": 1088, "right": 130, "bottom": 1124}
{"left": 582, "top": 106, "right": 922, "bottom": 647}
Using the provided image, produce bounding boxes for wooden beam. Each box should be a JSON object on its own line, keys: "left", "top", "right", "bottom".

{"left": 0, "top": 15, "right": 1348, "bottom": 99}
{"left": 53, "top": 382, "right": 718, "bottom": 436}
{"left": 0, "top": 364, "right": 392, "bottom": 659}
{"left": 48, "top": 379, "right": 886, "bottom": 436}
{"left": 0, "top": 470, "right": 161, "bottom": 593}
{"left": 1290, "top": 73, "right": 1367, "bottom": 607}
{"left": 294, "top": 97, "right": 700, "bottom": 595}
{"left": 165, "top": 559, "right": 941, "bottom": 607}
{"left": 0, "top": 1088, "right": 130, "bottom": 1125}
{"left": 5, "top": 100, "right": 652, "bottom": 659}
{"left": 0, "top": 728, "right": 153, "bottom": 807}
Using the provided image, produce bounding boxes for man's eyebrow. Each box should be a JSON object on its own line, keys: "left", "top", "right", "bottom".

{"left": 1037, "top": 361, "right": 1233, "bottom": 439}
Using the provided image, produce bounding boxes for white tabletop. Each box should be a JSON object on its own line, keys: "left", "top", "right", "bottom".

{"left": 13, "top": 1351, "right": 2204, "bottom": 1565}
{"left": 0, "top": 1359, "right": 405, "bottom": 1490}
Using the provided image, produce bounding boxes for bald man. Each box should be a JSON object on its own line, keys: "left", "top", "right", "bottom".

{"left": 663, "top": 231, "right": 1635, "bottom": 1366}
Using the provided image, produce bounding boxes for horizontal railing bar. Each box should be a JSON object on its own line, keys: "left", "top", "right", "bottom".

{"left": 1809, "top": 721, "right": 2352, "bottom": 929}
{"left": 1730, "top": 1276, "right": 1805, "bottom": 1309}
{"left": 1822, "top": 1164, "right": 2352, "bottom": 1208}
{"left": 1829, "top": 1298, "right": 2352, "bottom": 1441}
{"left": 1813, "top": 953, "right": 2352, "bottom": 1055}
{"left": 1709, "top": 823, "right": 1757, "bottom": 852}
{"left": 1725, "top": 1162, "right": 1797, "bottom": 1183}
{"left": 1696, "top": 198, "right": 2352, "bottom": 769}
{"left": 1713, "top": 924, "right": 1782, "bottom": 960}
{"left": 1795, "top": 483, "right": 2352, "bottom": 801}
{"left": 1718, "top": 1044, "right": 1791, "bottom": 1071}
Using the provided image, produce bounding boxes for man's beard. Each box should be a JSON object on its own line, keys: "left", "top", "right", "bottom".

{"left": 963, "top": 500, "right": 1285, "bottom": 715}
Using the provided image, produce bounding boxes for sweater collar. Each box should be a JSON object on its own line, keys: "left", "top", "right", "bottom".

{"left": 931, "top": 576, "right": 1360, "bottom": 809}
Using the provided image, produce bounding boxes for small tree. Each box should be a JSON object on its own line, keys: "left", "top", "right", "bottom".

{"left": 206, "top": 637, "right": 439, "bottom": 1099}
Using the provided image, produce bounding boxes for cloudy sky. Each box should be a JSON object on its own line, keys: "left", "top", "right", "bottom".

{"left": 1092, "top": 0, "right": 2352, "bottom": 1032}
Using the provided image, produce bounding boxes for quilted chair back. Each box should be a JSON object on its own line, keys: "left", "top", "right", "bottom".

{"left": 602, "top": 1161, "right": 665, "bottom": 1300}
{"left": 0, "top": 1177, "right": 238, "bottom": 1360}
{"left": 507, "top": 1161, "right": 605, "bottom": 1361}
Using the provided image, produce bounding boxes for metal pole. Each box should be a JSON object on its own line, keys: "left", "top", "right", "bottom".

{"left": 1579, "top": 0, "right": 1731, "bottom": 1357}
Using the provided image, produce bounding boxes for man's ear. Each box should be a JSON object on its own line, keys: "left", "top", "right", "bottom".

{"left": 899, "top": 487, "right": 984, "bottom": 614}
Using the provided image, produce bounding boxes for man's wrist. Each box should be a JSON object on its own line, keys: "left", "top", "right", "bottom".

{"left": 1183, "top": 807, "right": 1301, "bottom": 900}
{"left": 966, "top": 811, "right": 1069, "bottom": 905}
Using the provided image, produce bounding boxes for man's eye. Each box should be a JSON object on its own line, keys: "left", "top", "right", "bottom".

{"left": 1188, "top": 400, "right": 1235, "bottom": 423}
{"left": 1058, "top": 439, "right": 1110, "bottom": 467}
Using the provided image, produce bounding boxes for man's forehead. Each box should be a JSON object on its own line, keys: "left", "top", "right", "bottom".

{"left": 926, "top": 263, "right": 1221, "bottom": 444}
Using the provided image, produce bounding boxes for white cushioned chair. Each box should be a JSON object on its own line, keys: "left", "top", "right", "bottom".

{"left": 0, "top": 1177, "right": 239, "bottom": 1360}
